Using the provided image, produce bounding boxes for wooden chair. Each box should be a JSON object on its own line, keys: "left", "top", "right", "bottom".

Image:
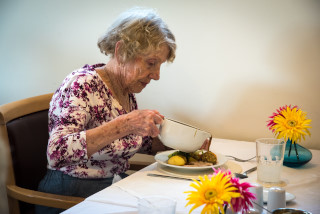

{"left": 0, "top": 93, "right": 158, "bottom": 214}
{"left": 0, "top": 93, "right": 85, "bottom": 214}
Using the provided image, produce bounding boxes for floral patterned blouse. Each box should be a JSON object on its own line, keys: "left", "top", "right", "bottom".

{"left": 47, "top": 64, "right": 152, "bottom": 178}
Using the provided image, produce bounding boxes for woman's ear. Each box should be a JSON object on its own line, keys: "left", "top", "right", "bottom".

{"left": 114, "top": 41, "right": 123, "bottom": 64}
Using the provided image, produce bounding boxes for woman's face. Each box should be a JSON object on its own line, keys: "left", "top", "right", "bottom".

{"left": 121, "top": 44, "right": 169, "bottom": 94}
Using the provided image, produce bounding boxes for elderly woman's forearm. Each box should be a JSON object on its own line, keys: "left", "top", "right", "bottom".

{"left": 86, "top": 114, "right": 132, "bottom": 157}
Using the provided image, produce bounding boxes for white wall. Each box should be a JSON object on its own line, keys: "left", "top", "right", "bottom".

{"left": 1, "top": 0, "right": 319, "bottom": 149}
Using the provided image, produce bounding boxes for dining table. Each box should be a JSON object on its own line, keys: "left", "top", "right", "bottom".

{"left": 62, "top": 138, "right": 320, "bottom": 214}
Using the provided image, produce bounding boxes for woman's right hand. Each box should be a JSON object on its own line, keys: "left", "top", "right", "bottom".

{"left": 87, "top": 109, "right": 164, "bottom": 157}
{"left": 125, "top": 110, "right": 164, "bottom": 137}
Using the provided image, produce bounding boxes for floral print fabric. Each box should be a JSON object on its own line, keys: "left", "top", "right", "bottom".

{"left": 47, "top": 64, "right": 152, "bottom": 178}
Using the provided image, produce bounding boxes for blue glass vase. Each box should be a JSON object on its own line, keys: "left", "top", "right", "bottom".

{"left": 283, "top": 139, "right": 312, "bottom": 167}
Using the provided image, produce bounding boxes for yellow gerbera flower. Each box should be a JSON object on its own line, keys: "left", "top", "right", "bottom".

{"left": 272, "top": 106, "right": 312, "bottom": 142}
{"left": 185, "top": 172, "right": 240, "bottom": 214}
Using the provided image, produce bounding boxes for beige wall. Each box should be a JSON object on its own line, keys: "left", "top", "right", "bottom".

{"left": 0, "top": 0, "right": 319, "bottom": 149}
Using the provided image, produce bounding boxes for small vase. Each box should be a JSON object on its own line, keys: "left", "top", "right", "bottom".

{"left": 283, "top": 139, "right": 312, "bottom": 167}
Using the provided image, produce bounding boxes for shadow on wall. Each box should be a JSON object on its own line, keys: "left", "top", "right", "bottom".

{"left": 167, "top": 25, "right": 320, "bottom": 150}
{"left": 269, "top": 26, "right": 320, "bottom": 92}
{"left": 209, "top": 26, "right": 320, "bottom": 150}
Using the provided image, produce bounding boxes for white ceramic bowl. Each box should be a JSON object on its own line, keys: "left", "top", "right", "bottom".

{"left": 158, "top": 118, "right": 212, "bottom": 152}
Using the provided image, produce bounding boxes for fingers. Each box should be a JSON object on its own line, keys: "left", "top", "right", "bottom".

{"left": 152, "top": 111, "right": 164, "bottom": 125}
{"left": 200, "top": 139, "right": 211, "bottom": 151}
{"left": 147, "top": 110, "right": 163, "bottom": 137}
{"left": 127, "top": 109, "right": 164, "bottom": 137}
{"left": 149, "top": 110, "right": 164, "bottom": 120}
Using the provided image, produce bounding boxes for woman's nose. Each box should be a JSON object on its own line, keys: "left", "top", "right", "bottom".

{"left": 149, "top": 68, "right": 160, "bottom": 80}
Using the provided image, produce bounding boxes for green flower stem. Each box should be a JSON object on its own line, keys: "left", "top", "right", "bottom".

{"left": 288, "top": 142, "right": 292, "bottom": 157}
{"left": 288, "top": 140, "right": 300, "bottom": 161}
{"left": 293, "top": 142, "right": 300, "bottom": 160}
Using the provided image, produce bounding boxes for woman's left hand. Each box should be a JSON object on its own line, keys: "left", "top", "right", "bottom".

{"left": 200, "top": 138, "right": 211, "bottom": 151}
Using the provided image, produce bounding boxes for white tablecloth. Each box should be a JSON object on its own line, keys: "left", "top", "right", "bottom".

{"left": 63, "top": 138, "right": 320, "bottom": 214}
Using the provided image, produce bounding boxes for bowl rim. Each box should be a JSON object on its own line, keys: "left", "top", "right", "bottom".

{"left": 165, "top": 118, "right": 212, "bottom": 134}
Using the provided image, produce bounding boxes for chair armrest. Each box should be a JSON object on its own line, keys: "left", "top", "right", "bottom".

{"left": 6, "top": 185, "right": 84, "bottom": 209}
{"left": 128, "top": 153, "right": 155, "bottom": 170}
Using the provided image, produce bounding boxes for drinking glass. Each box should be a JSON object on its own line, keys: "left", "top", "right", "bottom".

{"left": 138, "top": 195, "right": 176, "bottom": 214}
{"left": 256, "top": 138, "right": 285, "bottom": 186}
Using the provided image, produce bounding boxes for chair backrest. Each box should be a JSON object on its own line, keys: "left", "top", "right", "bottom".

{"left": 0, "top": 93, "right": 53, "bottom": 213}
{"left": 7, "top": 109, "right": 49, "bottom": 190}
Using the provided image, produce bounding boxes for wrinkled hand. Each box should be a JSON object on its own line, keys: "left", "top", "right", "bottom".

{"left": 126, "top": 110, "right": 164, "bottom": 137}
{"left": 200, "top": 138, "right": 212, "bottom": 151}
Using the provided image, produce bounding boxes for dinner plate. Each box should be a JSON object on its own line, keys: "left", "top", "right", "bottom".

{"left": 155, "top": 150, "right": 227, "bottom": 171}
{"left": 157, "top": 164, "right": 214, "bottom": 180}
{"left": 263, "top": 189, "right": 295, "bottom": 203}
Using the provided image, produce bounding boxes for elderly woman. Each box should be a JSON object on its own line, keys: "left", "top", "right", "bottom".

{"left": 36, "top": 7, "right": 176, "bottom": 213}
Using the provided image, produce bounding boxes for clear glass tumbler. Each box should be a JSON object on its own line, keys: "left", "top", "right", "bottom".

{"left": 256, "top": 138, "right": 285, "bottom": 186}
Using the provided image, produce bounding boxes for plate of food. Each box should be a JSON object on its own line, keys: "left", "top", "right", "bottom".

{"left": 155, "top": 150, "right": 227, "bottom": 171}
